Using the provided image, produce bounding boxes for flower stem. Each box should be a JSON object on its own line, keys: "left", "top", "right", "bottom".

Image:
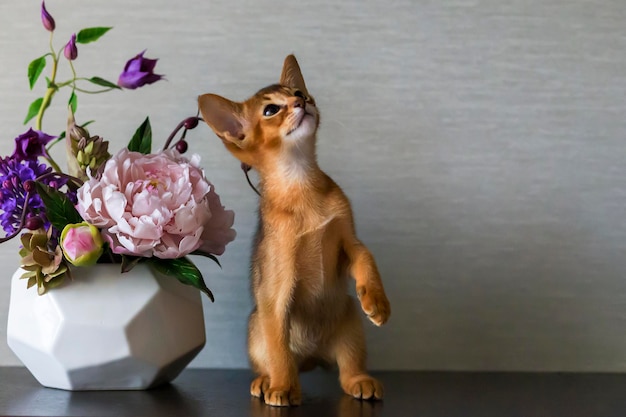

{"left": 163, "top": 116, "right": 203, "bottom": 150}
{"left": 163, "top": 120, "right": 187, "bottom": 150}
{"left": 73, "top": 86, "right": 117, "bottom": 94}
{"left": 35, "top": 41, "right": 60, "bottom": 132}
{"left": 56, "top": 79, "right": 116, "bottom": 94}
{"left": 46, "top": 137, "right": 64, "bottom": 151}
{"left": 35, "top": 88, "right": 55, "bottom": 132}
{"left": 0, "top": 172, "right": 83, "bottom": 243}
{"left": 0, "top": 192, "right": 32, "bottom": 244}
{"left": 33, "top": 45, "right": 64, "bottom": 172}
{"left": 36, "top": 171, "right": 84, "bottom": 188}
{"left": 70, "top": 61, "right": 77, "bottom": 80}
{"left": 243, "top": 165, "right": 261, "bottom": 197}
{"left": 44, "top": 155, "right": 62, "bottom": 173}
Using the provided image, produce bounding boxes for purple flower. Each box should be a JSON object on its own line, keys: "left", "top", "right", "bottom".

{"left": 0, "top": 157, "right": 61, "bottom": 235}
{"left": 11, "top": 129, "right": 55, "bottom": 162}
{"left": 117, "top": 51, "right": 164, "bottom": 89}
{"left": 41, "top": 1, "right": 55, "bottom": 32}
{"left": 64, "top": 34, "right": 78, "bottom": 61}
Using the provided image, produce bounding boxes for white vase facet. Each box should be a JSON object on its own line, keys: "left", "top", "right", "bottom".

{"left": 7, "top": 263, "right": 206, "bottom": 390}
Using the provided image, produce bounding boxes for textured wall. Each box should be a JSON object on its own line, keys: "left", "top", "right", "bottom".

{"left": 1, "top": 0, "right": 626, "bottom": 371}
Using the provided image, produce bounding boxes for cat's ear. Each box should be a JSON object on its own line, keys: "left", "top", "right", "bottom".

{"left": 279, "top": 54, "right": 308, "bottom": 95}
{"left": 198, "top": 94, "right": 247, "bottom": 145}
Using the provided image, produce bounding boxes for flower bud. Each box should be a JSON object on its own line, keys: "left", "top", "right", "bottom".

{"left": 64, "top": 34, "right": 78, "bottom": 61}
{"left": 241, "top": 162, "right": 252, "bottom": 173}
{"left": 41, "top": 1, "right": 55, "bottom": 32}
{"left": 25, "top": 216, "right": 44, "bottom": 230}
{"left": 183, "top": 117, "right": 199, "bottom": 130}
{"left": 66, "top": 111, "right": 110, "bottom": 179}
{"left": 23, "top": 180, "right": 36, "bottom": 193}
{"left": 12, "top": 128, "right": 55, "bottom": 162}
{"left": 175, "top": 140, "right": 188, "bottom": 153}
{"left": 60, "top": 222, "right": 104, "bottom": 266}
{"left": 117, "top": 50, "right": 164, "bottom": 89}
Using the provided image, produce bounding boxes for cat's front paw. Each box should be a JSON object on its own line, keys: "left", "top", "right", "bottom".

{"left": 344, "top": 375, "right": 384, "bottom": 400}
{"left": 264, "top": 386, "right": 302, "bottom": 407}
{"left": 357, "top": 285, "right": 390, "bottom": 326}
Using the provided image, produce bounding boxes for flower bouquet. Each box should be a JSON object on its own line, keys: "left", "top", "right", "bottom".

{"left": 3, "top": 2, "right": 236, "bottom": 390}
{"left": 2, "top": 1, "right": 236, "bottom": 297}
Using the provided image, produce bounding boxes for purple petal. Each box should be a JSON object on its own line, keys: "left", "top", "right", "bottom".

{"left": 139, "top": 57, "right": 158, "bottom": 73}
{"left": 64, "top": 33, "right": 78, "bottom": 61}
{"left": 41, "top": 1, "right": 55, "bottom": 32}
{"left": 117, "top": 51, "right": 164, "bottom": 89}
{"left": 11, "top": 128, "right": 56, "bottom": 162}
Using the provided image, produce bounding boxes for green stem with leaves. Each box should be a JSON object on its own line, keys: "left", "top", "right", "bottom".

{"left": 35, "top": 36, "right": 62, "bottom": 172}
{"left": 26, "top": 26, "right": 118, "bottom": 174}
{"left": 35, "top": 38, "right": 59, "bottom": 132}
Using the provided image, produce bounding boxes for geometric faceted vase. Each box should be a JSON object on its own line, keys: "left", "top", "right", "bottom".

{"left": 7, "top": 263, "right": 205, "bottom": 390}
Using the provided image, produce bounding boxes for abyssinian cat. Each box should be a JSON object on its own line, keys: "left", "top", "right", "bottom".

{"left": 198, "top": 55, "right": 390, "bottom": 407}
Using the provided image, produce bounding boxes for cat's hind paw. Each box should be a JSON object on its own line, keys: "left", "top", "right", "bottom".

{"left": 357, "top": 285, "right": 390, "bottom": 326}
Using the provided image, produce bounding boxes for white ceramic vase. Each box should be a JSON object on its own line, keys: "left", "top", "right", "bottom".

{"left": 6, "top": 263, "right": 206, "bottom": 390}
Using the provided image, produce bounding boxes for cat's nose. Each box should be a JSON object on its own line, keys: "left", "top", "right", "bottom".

{"left": 289, "top": 97, "right": 305, "bottom": 109}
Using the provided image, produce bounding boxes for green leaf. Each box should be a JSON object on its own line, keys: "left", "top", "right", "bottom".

{"left": 76, "top": 27, "right": 112, "bottom": 44}
{"left": 28, "top": 56, "right": 47, "bottom": 90}
{"left": 190, "top": 250, "right": 222, "bottom": 268}
{"left": 148, "top": 257, "right": 214, "bottom": 301}
{"left": 121, "top": 255, "right": 141, "bottom": 273}
{"left": 24, "top": 97, "right": 43, "bottom": 125}
{"left": 88, "top": 76, "right": 120, "bottom": 89}
{"left": 33, "top": 182, "right": 83, "bottom": 231}
{"left": 68, "top": 91, "right": 77, "bottom": 114}
{"left": 127, "top": 117, "right": 152, "bottom": 154}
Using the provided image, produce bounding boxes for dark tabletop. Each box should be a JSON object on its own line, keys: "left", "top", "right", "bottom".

{"left": 2, "top": 367, "right": 626, "bottom": 417}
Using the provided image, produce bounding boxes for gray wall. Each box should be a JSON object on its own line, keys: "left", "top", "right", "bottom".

{"left": 1, "top": 0, "right": 625, "bottom": 371}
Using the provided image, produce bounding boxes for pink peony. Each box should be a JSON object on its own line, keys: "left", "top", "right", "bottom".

{"left": 76, "top": 148, "right": 235, "bottom": 259}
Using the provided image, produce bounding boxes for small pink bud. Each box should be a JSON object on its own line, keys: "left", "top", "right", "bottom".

{"left": 60, "top": 222, "right": 104, "bottom": 266}
{"left": 64, "top": 34, "right": 78, "bottom": 61}
{"left": 41, "top": 1, "right": 56, "bottom": 32}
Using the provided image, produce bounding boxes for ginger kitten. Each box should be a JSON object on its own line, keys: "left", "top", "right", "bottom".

{"left": 198, "top": 55, "right": 390, "bottom": 407}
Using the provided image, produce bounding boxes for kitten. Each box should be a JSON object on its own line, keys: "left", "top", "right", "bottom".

{"left": 198, "top": 55, "right": 390, "bottom": 407}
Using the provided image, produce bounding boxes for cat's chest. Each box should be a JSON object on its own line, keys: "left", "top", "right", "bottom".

{"left": 295, "top": 213, "right": 337, "bottom": 239}
{"left": 259, "top": 185, "right": 348, "bottom": 284}
{"left": 292, "top": 214, "right": 345, "bottom": 286}
{"left": 263, "top": 209, "right": 338, "bottom": 249}
{"left": 255, "top": 205, "right": 348, "bottom": 302}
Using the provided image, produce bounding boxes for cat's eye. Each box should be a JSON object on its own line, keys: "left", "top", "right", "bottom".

{"left": 263, "top": 104, "right": 281, "bottom": 117}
